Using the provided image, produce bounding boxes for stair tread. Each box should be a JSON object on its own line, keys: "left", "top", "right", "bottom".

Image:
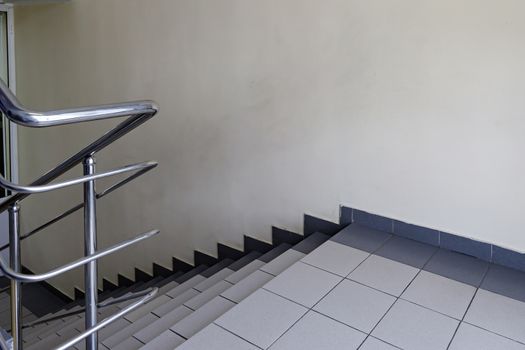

{"left": 227, "top": 251, "right": 261, "bottom": 271}
{"left": 124, "top": 295, "right": 172, "bottom": 322}
{"left": 291, "top": 232, "right": 330, "bottom": 254}
{"left": 259, "top": 243, "right": 292, "bottom": 263}
{"left": 134, "top": 305, "right": 192, "bottom": 343}
{"left": 112, "top": 336, "right": 144, "bottom": 350}
{"left": 225, "top": 260, "right": 265, "bottom": 284}
{"left": 200, "top": 259, "right": 234, "bottom": 278}
{"left": 166, "top": 275, "right": 206, "bottom": 299}
{"left": 139, "top": 329, "right": 185, "bottom": 350}
{"left": 102, "top": 313, "right": 158, "bottom": 348}
{"left": 184, "top": 280, "right": 233, "bottom": 310}
{"left": 153, "top": 289, "right": 200, "bottom": 318}
{"left": 221, "top": 270, "right": 274, "bottom": 304}
{"left": 171, "top": 296, "right": 235, "bottom": 339}
{"left": 260, "top": 249, "right": 305, "bottom": 276}
{"left": 193, "top": 268, "right": 234, "bottom": 292}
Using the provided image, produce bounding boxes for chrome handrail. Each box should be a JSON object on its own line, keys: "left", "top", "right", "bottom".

{"left": 0, "top": 161, "right": 157, "bottom": 194}
{"left": 0, "top": 78, "right": 160, "bottom": 350}
{"left": 0, "top": 163, "right": 157, "bottom": 252}
{"left": 0, "top": 80, "right": 157, "bottom": 128}
{"left": 0, "top": 230, "right": 158, "bottom": 283}
{"left": 0, "top": 96, "right": 158, "bottom": 213}
{"left": 54, "top": 287, "right": 158, "bottom": 350}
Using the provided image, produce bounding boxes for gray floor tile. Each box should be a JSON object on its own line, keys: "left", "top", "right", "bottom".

{"left": 102, "top": 313, "right": 158, "bottom": 348}
{"left": 464, "top": 289, "right": 525, "bottom": 343}
{"left": 166, "top": 275, "right": 206, "bottom": 298}
{"left": 481, "top": 264, "right": 525, "bottom": 303}
{"left": 424, "top": 249, "right": 489, "bottom": 287}
{"left": 134, "top": 305, "right": 192, "bottom": 343}
{"left": 139, "top": 330, "right": 185, "bottom": 350}
{"left": 260, "top": 250, "right": 305, "bottom": 276}
{"left": 331, "top": 224, "right": 391, "bottom": 253}
{"left": 177, "top": 324, "right": 259, "bottom": 350}
{"left": 111, "top": 336, "right": 143, "bottom": 350}
{"left": 292, "top": 232, "right": 330, "bottom": 254}
{"left": 124, "top": 295, "right": 172, "bottom": 322}
{"left": 215, "top": 289, "right": 307, "bottom": 349}
{"left": 375, "top": 236, "right": 437, "bottom": 269}
{"left": 172, "top": 296, "right": 235, "bottom": 339}
{"left": 184, "top": 280, "right": 233, "bottom": 310}
{"left": 314, "top": 279, "right": 395, "bottom": 333}
{"left": 360, "top": 337, "right": 400, "bottom": 350}
{"left": 301, "top": 240, "right": 369, "bottom": 277}
{"left": 194, "top": 268, "right": 234, "bottom": 292}
{"left": 222, "top": 270, "right": 274, "bottom": 303}
{"left": 449, "top": 322, "right": 525, "bottom": 350}
{"left": 152, "top": 288, "right": 199, "bottom": 317}
{"left": 269, "top": 311, "right": 366, "bottom": 350}
{"left": 348, "top": 255, "right": 419, "bottom": 296}
{"left": 264, "top": 262, "right": 342, "bottom": 307}
{"left": 401, "top": 270, "right": 476, "bottom": 319}
{"left": 372, "top": 299, "right": 459, "bottom": 350}
{"left": 225, "top": 260, "right": 265, "bottom": 284}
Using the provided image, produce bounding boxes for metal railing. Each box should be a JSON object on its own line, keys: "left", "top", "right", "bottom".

{"left": 0, "top": 78, "right": 160, "bottom": 350}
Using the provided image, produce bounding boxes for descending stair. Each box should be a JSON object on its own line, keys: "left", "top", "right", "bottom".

{"left": 11, "top": 231, "right": 331, "bottom": 349}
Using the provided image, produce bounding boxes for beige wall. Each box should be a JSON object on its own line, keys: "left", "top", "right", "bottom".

{"left": 13, "top": 0, "right": 525, "bottom": 297}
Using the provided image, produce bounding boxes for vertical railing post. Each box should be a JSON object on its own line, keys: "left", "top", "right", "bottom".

{"left": 83, "top": 155, "right": 98, "bottom": 350}
{"left": 9, "top": 202, "right": 22, "bottom": 350}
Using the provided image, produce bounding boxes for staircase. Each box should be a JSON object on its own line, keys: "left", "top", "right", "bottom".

{"left": 13, "top": 231, "right": 330, "bottom": 350}
{"left": 10, "top": 222, "right": 525, "bottom": 350}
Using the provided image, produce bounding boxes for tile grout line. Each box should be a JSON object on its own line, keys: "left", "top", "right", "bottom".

{"left": 461, "top": 320, "right": 525, "bottom": 346}
{"left": 358, "top": 246, "right": 441, "bottom": 349}
{"left": 446, "top": 262, "right": 491, "bottom": 350}
{"left": 212, "top": 322, "right": 264, "bottom": 350}
{"left": 261, "top": 234, "right": 395, "bottom": 350}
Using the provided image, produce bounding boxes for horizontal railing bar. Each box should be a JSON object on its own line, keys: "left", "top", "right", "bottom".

{"left": 0, "top": 229, "right": 159, "bottom": 283}
{"left": 0, "top": 160, "right": 157, "bottom": 194}
{"left": 17, "top": 288, "right": 156, "bottom": 331}
{"left": 0, "top": 110, "right": 156, "bottom": 212}
{"left": 0, "top": 79, "right": 158, "bottom": 128}
{"left": 0, "top": 164, "right": 156, "bottom": 252}
{"left": 54, "top": 287, "right": 158, "bottom": 350}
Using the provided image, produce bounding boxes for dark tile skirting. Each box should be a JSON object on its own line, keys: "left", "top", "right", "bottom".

{"left": 340, "top": 206, "right": 525, "bottom": 272}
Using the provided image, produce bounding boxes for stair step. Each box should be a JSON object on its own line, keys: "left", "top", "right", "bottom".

{"left": 221, "top": 270, "right": 274, "bottom": 303}
{"left": 112, "top": 336, "right": 144, "bottom": 350}
{"left": 225, "top": 260, "right": 265, "bottom": 284}
{"left": 171, "top": 296, "right": 235, "bottom": 339}
{"left": 16, "top": 231, "right": 334, "bottom": 350}
{"left": 152, "top": 289, "right": 199, "bottom": 318}
{"left": 260, "top": 249, "right": 305, "bottom": 276}
{"left": 226, "top": 251, "right": 261, "bottom": 271}
{"left": 138, "top": 330, "right": 185, "bottom": 350}
{"left": 193, "top": 268, "right": 234, "bottom": 292}
{"left": 184, "top": 280, "right": 233, "bottom": 310}
{"left": 134, "top": 305, "right": 192, "bottom": 343}
{"left": 138, "top": 243, "right": 308, "bottom": 349}
{"left": 103, "top": 313, "right": 158, "bottom": 348}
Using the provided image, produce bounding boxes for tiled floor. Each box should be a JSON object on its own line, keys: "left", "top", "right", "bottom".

{"left": 181, "top": 224, "right": 525, "bottom": 349}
